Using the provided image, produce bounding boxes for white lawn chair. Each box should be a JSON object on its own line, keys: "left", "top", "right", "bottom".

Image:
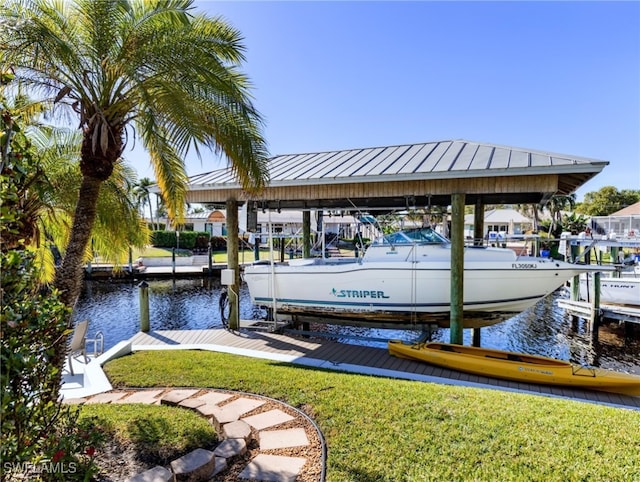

{"left": 67, "top": 320, "right": 89, "bottom": 376}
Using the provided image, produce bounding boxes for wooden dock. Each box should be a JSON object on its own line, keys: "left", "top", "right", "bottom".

{"left": 84, "top": 263, "right": 227, "bottom": 280}
{"left": 559, "top": 299, "right": 640, "bottom": 325}
{"left": 127, "top": 327, "right": 640, "bottom": 411}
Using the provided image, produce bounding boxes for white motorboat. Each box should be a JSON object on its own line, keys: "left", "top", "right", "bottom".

{"left": 243, "top": 228, "right": 611, "bottom": 328}
{"left": 578, "top": 265, "right": 640, "bottom": 307}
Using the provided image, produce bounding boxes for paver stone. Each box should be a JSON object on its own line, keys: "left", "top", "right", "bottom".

{"left": 126, "top": 465, "right": 172, "bottom": 482}
{"left": 219, "top": 396, "right": 265, "bottom": 417}
{"left": 160, "top": 389, "right": 199, "bottom": 406}
{"left": 170, "top": 448, "right": 215, "bottom": 482}
{"left": 213, "top": 438, "right": 247, "bottom": 459}
{"left": 238, "top": 454, "right": 306, "bottom": 482}
{"left": 83, "top": 392, "right": 128, "bottom": 404}
{"left": 195, "top": 391, "right": 234, "bottom": 405}
{"left": 222, "top": 420, "right": 252, "bottom": 441}
{"left": 258, "top": 428, "right": 309, "bottom": 450}
{"left": 242, "top": 408, "right": 294, "bottom": 430}
{"left": 179, "top": 398, "right": 206, "bottom": 410}
{"left": 115, "top": 390, "right": 164, "bottom": 405}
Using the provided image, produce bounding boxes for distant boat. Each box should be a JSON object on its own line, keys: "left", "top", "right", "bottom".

{"left": 578, "top": 265, "right": 640, "bottom": 307}
{"left": 388, "top": 341, "right": 640, "bottom": 396}
{"left": 243, "top": 227, "right": 611, "bottom": 328}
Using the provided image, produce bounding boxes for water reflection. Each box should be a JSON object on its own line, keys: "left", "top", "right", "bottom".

{"left": 73, "top": 279, "right": 640, "bottom": 375}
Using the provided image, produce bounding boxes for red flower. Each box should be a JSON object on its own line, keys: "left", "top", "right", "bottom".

{"left": 85, "top": 446, "right": 96, "bottom": 457}
{"left": 52, "top": 450, "right": 65, "bottom": 463}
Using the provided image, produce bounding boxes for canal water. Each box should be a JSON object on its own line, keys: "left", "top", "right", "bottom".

{"left": 72, "top": 278, "right": 640, "bottom": 375}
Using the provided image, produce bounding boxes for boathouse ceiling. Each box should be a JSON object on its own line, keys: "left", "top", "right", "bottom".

{"left": 182, "top": 139, "right": 608, "bottom": 211}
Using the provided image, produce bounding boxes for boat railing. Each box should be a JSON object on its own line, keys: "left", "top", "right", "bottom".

{"left": 465, "top": 235, "right": 539, "bottom": 258}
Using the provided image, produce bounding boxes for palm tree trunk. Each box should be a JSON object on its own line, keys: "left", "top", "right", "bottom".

{"left": 49, "top": 173, "right": 101, "bottom": 398}
{"left": 54, "top": 174, "right": 102, "bottom": 311}
{"left": 148, "top": 194, "right": 154, "bottom": 231}
{"left": 533, "top": 205, "right": 540, "bottom": 232}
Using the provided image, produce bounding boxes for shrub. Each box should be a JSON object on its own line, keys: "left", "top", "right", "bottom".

{"left": 150, "top": 231, "right": 211, "bottom": 251}
{"left": 1, "top": 92, "right": 103, "bottom": 479}
{"left": 194, "top": 232, "right": 210, "bottom": 250}
{"left": 210, "top": 236, "right": 226, "bottom": 251}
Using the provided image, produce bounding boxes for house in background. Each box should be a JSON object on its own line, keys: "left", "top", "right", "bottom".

{"left": 181, "top": 210, "right": 227, "bottom": 235}
{"left": 173, "top": 208, "right": 374, "bottom": 244}
{"left": 590, "top": 201, "right": 640, "bottom": 238}
{"left": 464, "top": 208, "right": 533, "bottom": 240}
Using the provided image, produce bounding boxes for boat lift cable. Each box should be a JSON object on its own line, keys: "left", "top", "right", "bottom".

{"left": 347, "top": 198, "right": 391, "bottom": 251}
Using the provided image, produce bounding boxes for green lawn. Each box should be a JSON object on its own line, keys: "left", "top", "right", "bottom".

{"left": 133, "top": 246, "right": 272, "bottom": 262}
{"left": 78, "top": 404, "right": 217, "bottom": 466}
{"left": 132, "top": 246, "right": 175, "bottom": 258}
{"left": 98, "top": 350, "right": 640, "bottom": 482}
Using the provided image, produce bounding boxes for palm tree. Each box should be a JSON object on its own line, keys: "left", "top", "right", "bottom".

{"left": 545, "top": 194, "right": 577, "bottom": 237}
{"left": 30, "top": 127, "right": 149, "bottom": 282}
{"left": 134, "top": 177, "right": 155, "bottom": 230}
{"left": 1, "top": 84, "right": 148, "bottom": 282}
{"left": 2, "top": 0, "right": 269, "bottom": 307}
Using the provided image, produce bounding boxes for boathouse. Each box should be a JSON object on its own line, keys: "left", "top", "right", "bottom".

{"left": 176, "top": 139, "right": 610, "bottom": 341}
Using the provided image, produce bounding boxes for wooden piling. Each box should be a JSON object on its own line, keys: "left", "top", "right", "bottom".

{"left": 226, "top": 197, "right": 240, "bottom": 330}
{"left": 473, "top": 198, "right": 484, "bottom": 247}
{"left": 472, "top": 198, "right": 484, "bottom": 346}
{"left": 472, "top": 328, "right": 481, "bottom": 347}
{"left": 450, "top": 193, "right": 465, "bottom": 345}
{"left": 303, "top": 210, "right": 311, "bottom": 258}
{"left": 589, "top": 271, "right": 601, "bottom": 341}
{"left": 139, "top": 281, "right": 150, "bottom": 332}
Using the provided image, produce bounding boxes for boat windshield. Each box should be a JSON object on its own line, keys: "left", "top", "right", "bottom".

{"left": 372, "top": 228, "right": 449, "bottom": 246}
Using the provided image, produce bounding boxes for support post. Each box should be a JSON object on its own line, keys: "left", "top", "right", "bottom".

{"left": 172, "top": 248, "right": 176, "bottom": 276}
{"left": 303, "top": 210, "right": 311, "bottom": 258}
{"left": 207, "top": 243, "right": 213, "bottom": 277}
{"left": 139, "top": 281, "right": 150, "bottom": 332}
{"left": 611, "top": 246, "right": 620, "bottom": 278}
{"left": 280, "top": 234, "right": 285, "bottom": 262}
{"left": 253, "top": 234, "right": 260, "bottom": 261}
{"left": 226, "top": 198, "right": 240, "bottom": 330}
{"left": 450, "top": 193, "right": 465, "bottom": 345}
{"left": 473, "top": 197, "right": 484, "bottom": 246}
{"left": 246, "top": 203, "right": 259, "bottom": 262}
{"left": 589, "top": 271, "right": 601, "bottom": 341}
{"left": 571, "top": 274, "right": 580, "bottom": 301}
{"left": 472, "top": 327, "right": 481, "bottom": 347}
{"left": 472, "top": 197, "right": 484, "bottom": 346}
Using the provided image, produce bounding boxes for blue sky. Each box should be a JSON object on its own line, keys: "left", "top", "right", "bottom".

{"left": 128, "top": 1, "right": 640, "bottom": 200}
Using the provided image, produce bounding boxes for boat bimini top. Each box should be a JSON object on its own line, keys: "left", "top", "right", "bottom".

{"left": 371, "top": 228, "right": 450, "bottom": 246}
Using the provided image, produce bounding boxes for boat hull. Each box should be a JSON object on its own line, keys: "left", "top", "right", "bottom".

{"left": 388, "top": 341, "right": 640, "bottom": 396}
{"left": 243, "top": 257, "right": 602, "bottom": 328}
{"left": 578, "top": 274, "right": 640, "bottom": 307}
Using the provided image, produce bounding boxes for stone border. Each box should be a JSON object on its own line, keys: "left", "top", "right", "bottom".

{"left": 65, "top": 388, "right": 326, "bottom": 482}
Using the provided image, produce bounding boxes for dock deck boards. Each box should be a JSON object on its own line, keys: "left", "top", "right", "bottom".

{"left": 127, "top": 328, "right": 640, "bottom": 410}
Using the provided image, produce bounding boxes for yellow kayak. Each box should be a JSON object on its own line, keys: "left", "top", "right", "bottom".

{"left": 388, "top": 340, "right": 640, "bottom": 396}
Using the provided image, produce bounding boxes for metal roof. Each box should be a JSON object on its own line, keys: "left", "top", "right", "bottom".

{"left": 182, "top": 139, "right": 608, "bottom": 209}
{"left": 189, "top": 139, "right": 607, "bottom": 190}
